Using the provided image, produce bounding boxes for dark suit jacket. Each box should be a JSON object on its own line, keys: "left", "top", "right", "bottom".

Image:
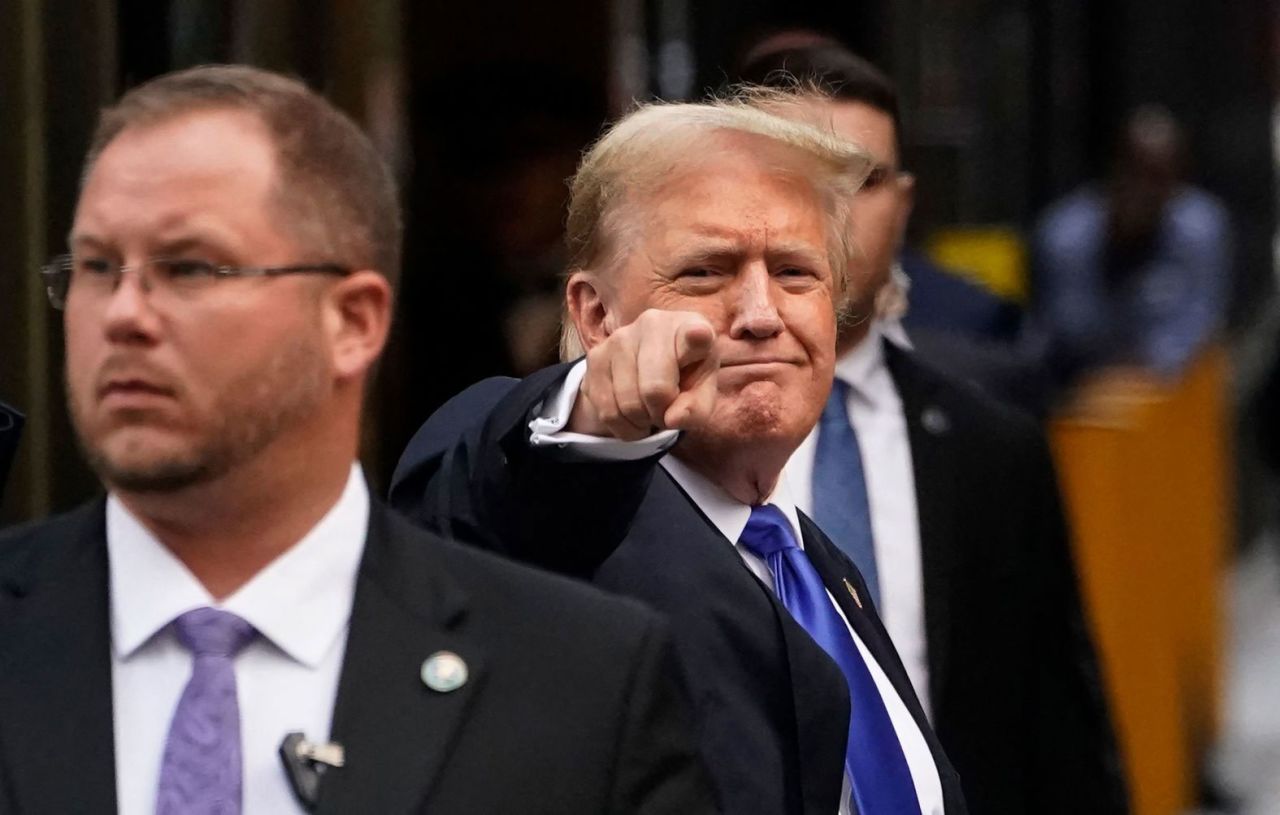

{"left": 0, "top": 499, "right": 714, "bottom": 814}
{"left": 389, "top": 363, "right": 968, "bottom": 815}
{"left": 883, "top": 341, "right": 1129, "bottom": 814}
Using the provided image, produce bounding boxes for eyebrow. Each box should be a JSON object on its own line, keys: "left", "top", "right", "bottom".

{"left": 67, "top": 232, "right": 236, "bottom": 260}
{"left": 663, "top": 236, "right": 828, "bottom": 270}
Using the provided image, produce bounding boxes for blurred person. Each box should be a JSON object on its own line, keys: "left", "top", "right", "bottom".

{"left": 1032, "top": 105, "right": 1232, "bottom": 397}
{"left": 0, "top": 401, "right": 21, "bottom": 507}
{"left": 735, "top": 42, "right": 1128, "bottom": 814}
{"left": 0, "top": 65, "right": 712, "bottom": 815}
{"left": 392, "top": 91, "right": 969, "bottom": 814}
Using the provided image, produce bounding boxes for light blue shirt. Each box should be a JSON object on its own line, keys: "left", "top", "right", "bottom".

{"left": 1033, "top": 184, "right": 1231, "bottom": 380}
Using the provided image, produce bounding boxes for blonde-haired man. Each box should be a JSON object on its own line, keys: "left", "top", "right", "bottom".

{"left": 392, "top": 91, "right": 967, "bottom": 815}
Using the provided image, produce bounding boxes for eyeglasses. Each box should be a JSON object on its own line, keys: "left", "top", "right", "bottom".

{"left": 40, "top": 254, "right": 352, "bottom": 310}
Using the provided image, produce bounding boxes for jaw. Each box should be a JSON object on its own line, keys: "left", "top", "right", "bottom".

{"left": 674, "top": 382, "right": 810, "bottom": 505}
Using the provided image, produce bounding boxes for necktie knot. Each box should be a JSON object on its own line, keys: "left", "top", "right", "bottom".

{"left": 172, "top": 607, "right": 256, "bottom": 658}
{"left": 738, "top": 504, "right": 800, "bottom": 559}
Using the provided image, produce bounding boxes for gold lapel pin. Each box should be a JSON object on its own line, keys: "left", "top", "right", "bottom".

{"left": 842, "top": 578, "right": 863, "bottom": 610}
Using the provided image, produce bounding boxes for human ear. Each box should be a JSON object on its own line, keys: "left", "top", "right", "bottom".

{"left": 323, "top": 270, "right": 392, "bottom": 381}
{"left": 895, "top": 172, "right": 917, "bottom": 246}
{"left": 564, "top": 271, "right": 614, "bottom": 351}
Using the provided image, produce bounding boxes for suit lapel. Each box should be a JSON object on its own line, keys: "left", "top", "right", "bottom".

{"left": 884, "top": 341, "right": 960, "bottom": 706}
{"left": 317, "top": 504, "right": 486, "bottom": 815}
{"left": 799, "top": 514, "right": 932, "bottom": 726}
{"left": 0, "top": 502, "right": 117, "bottom": 813}
{"left": 801, "top": 512, "right": 968, "bottom": 813}
{"left": 642, "top": 472, "right": 847, "bottom": 815}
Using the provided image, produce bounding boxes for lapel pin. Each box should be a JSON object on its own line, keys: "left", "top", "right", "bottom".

{"left": 422, "top": 650, "right": 468, "bottom": 693}
{"left": 842, "top": 578, "right": 864, "bottom": 610}
{"left": 921, "top": 406, "right": 950, "bottom": 435}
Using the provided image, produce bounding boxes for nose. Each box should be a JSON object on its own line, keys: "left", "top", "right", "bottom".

{"left": 728, "top": 263, "right": 783, "bottom": 340}
{"left": 99, "top": 266, "right": 162, "bottom": 345}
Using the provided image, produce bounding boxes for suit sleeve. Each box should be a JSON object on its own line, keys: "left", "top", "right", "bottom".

{"left": 1026, "top": 430, "right": 1132, "bottom": 814}
{"left": 388, "top": 362, "right": 664, "bottom": 577}
{"left": 607, "top": 618, "right": 719, "bottom": 815}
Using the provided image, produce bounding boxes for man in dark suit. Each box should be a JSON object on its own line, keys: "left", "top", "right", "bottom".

{"left": 0, "top": 65, "right": 711, "bottom": 815}
{"left": 392, "top": 92, "right": 967, "bottom": 814}
{"left": 735, "top": 42, "right": 1128, "bottom": 813}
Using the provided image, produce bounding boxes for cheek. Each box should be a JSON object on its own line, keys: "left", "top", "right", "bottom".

{"left": 788, "top": 298, "right": 837, "bottom": 362}
{"left": 64, "top": 316, "right": 105, "bottom": 403}
{"left": 849, "top": 198, "right": 899, "bottom": 258}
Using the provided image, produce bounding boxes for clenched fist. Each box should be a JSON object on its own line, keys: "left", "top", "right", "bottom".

{"left": 569, "top": 309, "right": 720, "bottom": 440}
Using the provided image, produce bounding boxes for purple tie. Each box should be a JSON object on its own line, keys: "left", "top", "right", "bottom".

{"left": 156, "top": 608, "right": 257, "bottom": 815}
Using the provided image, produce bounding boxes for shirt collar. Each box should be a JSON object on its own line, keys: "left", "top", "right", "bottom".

{"left": 836, "top": 323, "right": 887, "bottom": 396}
{"left": 108, "top": 464, "right": 370, "bottom": 669}
{"left": 659, "top": 454, "right": 805, "bottom": 548}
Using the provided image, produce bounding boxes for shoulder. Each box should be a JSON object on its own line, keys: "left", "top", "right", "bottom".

{"left": 376, "top": 504, "right": 664, "bottom": 643}
{"left": 1169, "top": 186, "right": 1232, "bottom": 238}
{"left": 390, "top": 362, "right": 580, "bottom": 496}
{"left": 888, "top": 345, "right": 1046, "bottom": 451}
{"left": 0, "top": 501, "right": 105, "bottom": 594}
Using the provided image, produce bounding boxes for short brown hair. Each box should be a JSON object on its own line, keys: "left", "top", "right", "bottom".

{"left": 85, "top": 64, "right": 402, "bottom": 287}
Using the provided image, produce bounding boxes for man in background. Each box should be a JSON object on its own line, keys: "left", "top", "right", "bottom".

{"left": 1033, "top": 105, "right": 1232, "bottom": 395}
{"left": 735, "top": 41, "right": 1129, "bottom": 813}
{"left": 0, "top": 64, "right": 710, "bottom": 815}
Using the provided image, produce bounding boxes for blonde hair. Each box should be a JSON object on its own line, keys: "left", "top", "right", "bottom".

{"left": 560, "top": 86, "right": 871, "bottom": 359}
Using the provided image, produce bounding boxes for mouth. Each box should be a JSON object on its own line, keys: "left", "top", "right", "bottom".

{"left": 719, "top": 358, "right": 801, "bottom": 370}
{"left": 98, "top": 378, "right": 177, "bottom": 407}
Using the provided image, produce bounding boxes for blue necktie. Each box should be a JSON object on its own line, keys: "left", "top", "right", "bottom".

{"left": 813, "top": 379, "right": 880, "bottom": 606}
{"left": 740, "top": 505, "right": 921, "bottom": 815}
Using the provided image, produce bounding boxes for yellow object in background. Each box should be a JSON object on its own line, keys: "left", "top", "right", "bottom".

{"left": 1049, "top": 349, "right": 1230, "bottom": 815}
{"left": 925, "top": 226, "right": 1029, "bottom": 303}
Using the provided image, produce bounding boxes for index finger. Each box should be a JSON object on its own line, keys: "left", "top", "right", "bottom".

{"left": 673, "top": 318, "right": 715, "bottom": 370}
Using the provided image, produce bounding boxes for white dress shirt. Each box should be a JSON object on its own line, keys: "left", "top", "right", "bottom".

{"left": 108, "top": 464, "right": 368, "bottom": 815}
{"left": 530, "top": 370, "right": 944, "bottom": 815}
{"left": 785, "top": 323, "right": 931, "bottom": 715}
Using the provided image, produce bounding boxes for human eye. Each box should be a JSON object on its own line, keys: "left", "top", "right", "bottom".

{"left": 777, "top": 264, "right": 818, "bottom": 279}
{"left": 72, "top": 255, "right": 117, "bottom": 277}
{"left": 677, "top": 267, "right": 717, "bottom": 278}
{"left": 860, "top": 167, "right": 888, "bottom": 191}
{"left": 153, "top": 258, "right": 218, "bottom": 282}
{"left": 774, "top": 263, "right": 824, "bottom": 290}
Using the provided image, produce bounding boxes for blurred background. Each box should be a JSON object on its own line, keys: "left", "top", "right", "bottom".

{"left": 2, "top": 1, "right": 1280, "bottom": 812}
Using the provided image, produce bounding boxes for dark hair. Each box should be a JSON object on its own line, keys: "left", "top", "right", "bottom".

{"left": 734, "top": 44, "right": 904, "bottom": 160}
{"left": 86, "top": 64, "right": 402, "bottom": 287}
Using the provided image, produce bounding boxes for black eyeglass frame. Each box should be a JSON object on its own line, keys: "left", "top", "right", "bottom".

{"left": 39, "top": 254, "right": 353, "bottom": 310}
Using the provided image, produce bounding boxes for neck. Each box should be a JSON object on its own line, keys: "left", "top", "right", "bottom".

{"left": 114, "top": 422, "right": 358, "bottom": 600}
{"left": 673, "top": 437, "right": 790, "bottom": 505}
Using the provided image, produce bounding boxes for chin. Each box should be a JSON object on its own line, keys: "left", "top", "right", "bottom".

{"left": 83, "top": 429, "right": 211, "bottom": 493}
{"left": 703, "top": 388, "right": 800, "bottom": 449}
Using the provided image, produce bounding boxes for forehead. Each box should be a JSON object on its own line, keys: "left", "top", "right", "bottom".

{"left": 74, "top": 108, "right": 282, "bottom": 248}
{"left": 819, "top": 100, "right": 897, "bottom": 164}
{"left": 634, "top": 143, "right": 830, "bottom": 258}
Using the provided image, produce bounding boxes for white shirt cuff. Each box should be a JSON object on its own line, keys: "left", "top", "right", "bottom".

{"left": 528, "top": 359, "right": 680, "bottom": 461}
